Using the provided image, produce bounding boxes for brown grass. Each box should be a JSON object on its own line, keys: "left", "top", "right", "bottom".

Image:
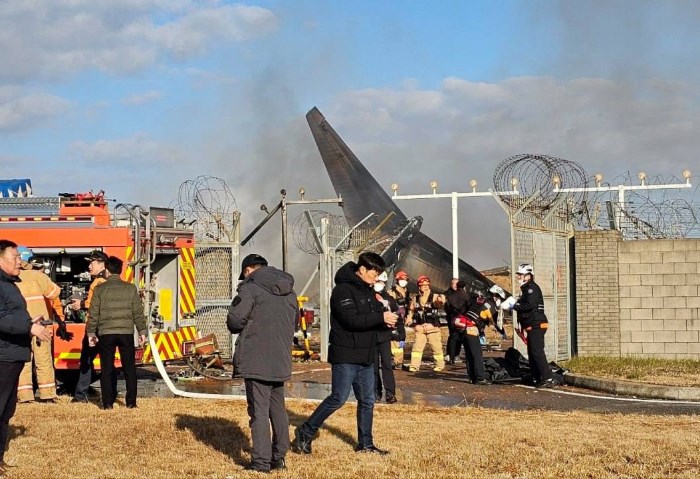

{"left": 563, "top": 356, "right": 700, "bottom": 388}
{"left": 7, "top": 397, "right": 700, "bottom": 479}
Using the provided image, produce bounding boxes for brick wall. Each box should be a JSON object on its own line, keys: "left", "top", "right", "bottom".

{"left": 575, "top": 232, "right": 700, "bottom": 359}
{"left": 575, "top": 230, "right": 621, "bottom": 356}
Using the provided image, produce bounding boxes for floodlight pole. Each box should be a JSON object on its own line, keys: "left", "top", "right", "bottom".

{"left": 390, "top": 187, "right": 518, "bottom": 278}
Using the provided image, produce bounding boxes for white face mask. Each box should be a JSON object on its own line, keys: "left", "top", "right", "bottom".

{"left": 495, "top": 298, "right": 502, "bottom": 307}
{"left": 397, "top": 280, "right": 408, "bottom": 288}
{"left": 518, "top": 278, "right": 527, "bottom": 286}
{"left": 373, "top": 282, "right": 386, "bottom": 292}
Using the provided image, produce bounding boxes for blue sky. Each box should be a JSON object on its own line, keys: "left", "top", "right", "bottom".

{"left": 2, "top": 0, "right": 699, "bottom": 276}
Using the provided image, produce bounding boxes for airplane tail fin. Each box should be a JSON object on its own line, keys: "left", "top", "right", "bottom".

{"left": 306, "top": 107, "right": 407, "bottom": 233}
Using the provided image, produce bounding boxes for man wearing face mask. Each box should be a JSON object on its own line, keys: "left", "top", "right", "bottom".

{"left": 387, "top": 271, "right": 410, "bottom": 370}
{"left": 501, "top": 264, "right": 553, "bottom": 388}
{"left": 488, "top": 285, "right": 509, "bottom": 340}
{"left": 373, "top": 272, "right": 398, "bottom": 404}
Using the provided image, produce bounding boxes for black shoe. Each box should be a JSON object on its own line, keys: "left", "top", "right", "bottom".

{"left": 535, "top": 379, "right": 555, "bottom": 389}
{"left": 244, "top": 464, "right": 270, "bottom": 473}
{"left": 355, "top": 445, "right": 389, "bottom": 455}
{"left": 126, "top": 404, "right": 137, "bottom": 409}
{"left": 385, "top": 394, "right": 397, "bottom": 404}
{"left": 375, "top": 392, "right": 382, "bottom": 402}
{"left": 101, "top": 404, "right": 113, "bottom": 410}
{"left": 473, "top": 379, "right": 491, "bottom": 385}
{"left": 292, "top": 427, "right": 313, "bottom": 454}
{"left": 270, "top": 458, "right": 286, "bottom": 470}
{"left": 71, "top": 397, "right": 89, "bottom": 404}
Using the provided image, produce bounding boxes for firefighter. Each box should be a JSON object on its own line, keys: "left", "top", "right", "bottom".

{"left": 15, "top": 247, "right": 62, "bottom": 402}
{"left": 387, "top": 270, "right": 410, "bottom": 370}
{"left": 501, "top": 264, "right": 554, "bottom": 388}
{"left": 373, "top": 272, "right": 398, "bottom": 404}
{"left": 407, "top": 275, "right": 446, "bottom": 372}
{"left": 70, "top": 250, "right": 108, "bottom": 403}
{"left": 449, "top": 281, "right": 490, "bottom": 385}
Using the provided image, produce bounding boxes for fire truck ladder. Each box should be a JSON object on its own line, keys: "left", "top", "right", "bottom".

{"left": 113, "top": 204, "right": 157, "bottom": 318}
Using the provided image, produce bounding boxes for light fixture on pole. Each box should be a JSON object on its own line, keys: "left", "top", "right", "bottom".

{"left": 430, "top": 180, "right": 438, "bottom": 194}
{"left": 638, "top": 171, "right": 647, "bottom": 186}
{"left": 299, "top": 187, "right": 305, "bottom": 200}
{"left": 552, "top": 175, "right": 561, "bottom": 190}
{"left": 511, "top": 177, "right": 519, "bottom": 192}
{"left": 683, "top": 169, "right": 692, "bottom": 184}
{"left": 469, "top": 179, "right": 478, "bottom": 193}
{"left": 391, "top": 183, "right": 399, "bottom": 196}
{"left": 594, "top": 173, "right": 603, "bottom": 188}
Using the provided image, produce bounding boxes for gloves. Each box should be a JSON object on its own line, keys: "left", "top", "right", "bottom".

{"left": 398, "top": 341, "right": 405, "bottom": 349}
{"left": 56, "top": 319, "right": 74, "bottom": 342}
{"left": 500, "top": 296, "right": 517, "bottom": 311}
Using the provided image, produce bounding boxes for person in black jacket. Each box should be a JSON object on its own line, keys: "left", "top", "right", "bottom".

{"left": 293, "top": 252, "right": 397, "bottom": 456}
{"left": 227, "top": 254, "right": 297, "bottom": 473}
{"left": 0, "top": 240, "right": 52, "bottom": 473}
{"left": 503, "top": 264, "right": 553, "bottom": 388}
{"left": 448, "top": 281, "right": 489, "bottom": 385}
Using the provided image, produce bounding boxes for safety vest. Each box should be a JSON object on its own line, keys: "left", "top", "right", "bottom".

{"left": 413, "top": 292, "right": 440, "bottom": 326}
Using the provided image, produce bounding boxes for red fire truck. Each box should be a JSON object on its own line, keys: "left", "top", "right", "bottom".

{"left": 0, "top": 182, "right": 198, "bottom": 371}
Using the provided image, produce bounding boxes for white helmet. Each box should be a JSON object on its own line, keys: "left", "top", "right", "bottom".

{"left": 489, "top": 284, "right": 506, "bottom": 299}
{"left": 516, "top": 263, "right": 534, "bottom": 276}
{"left": 377, "top": 271, "right": 388, "bottom": 282}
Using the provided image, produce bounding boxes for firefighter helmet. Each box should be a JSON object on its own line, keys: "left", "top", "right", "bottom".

{"left": 417, "top": 275, "right": 430, "bottom": 286}
{"left": 516, "top": 263, "right": 534, "bottom": 276}
{"left": 489, "top": 284, "right": 506, "bottom": 299}
{"left": 17, "top": 246, "right": 33, "bottom": 263}
{"left": 394, "top": 270, "right": 409, "bottom": 280}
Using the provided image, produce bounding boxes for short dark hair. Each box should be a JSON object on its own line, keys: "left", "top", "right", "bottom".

{"left": 105, "top": 256, "right": 123, "bottom": 275}
{"left": 0, "top": 240, "right": 18, "bottom": 255}
{"left": 356, "top": 251, "right": 385, "bottom": 273}
{"left": 457, "top": 280, "right": 466, "bottom": 290}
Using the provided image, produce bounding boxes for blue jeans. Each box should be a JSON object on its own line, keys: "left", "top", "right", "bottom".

{"left": 301, "top": 363, "right": 376, "bottom": 448}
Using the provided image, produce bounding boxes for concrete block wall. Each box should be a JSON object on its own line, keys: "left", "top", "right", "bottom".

{"left": 575, "top": 230, "right": 621, "bottom": 356}
{"left": 618, "top": 239, "right": 700, "bottom": 359}
{"left": 575, "top": 232, "right": 700, "bottom": 360}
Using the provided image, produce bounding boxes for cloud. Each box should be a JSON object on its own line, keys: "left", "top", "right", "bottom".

{"left": 0, "top": 1, "right": 278, "bottom": 82}
{"left": 0, "top": 87, "right": 70, "bottom": 132}
{"left": 121, "top": 90, "right": 164, "bottom": 106}
{"left": 70, "top": 133, "right": 186, "bottom": 167}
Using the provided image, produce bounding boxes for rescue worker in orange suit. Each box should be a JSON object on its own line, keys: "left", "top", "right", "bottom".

{"left": 449, "top": 281, "right": 490, "bottom": 385}
{"left": 387, "top": 270, "right": 411, "bottom": 370}
{"left": 15, "top": 247, "right": 62, "bottom": 402}
{"left": 70, "top": 250, "right": 108, "bottom": 403}
{"left": 373, "top": 272, "right": 398, "bottom": 404}
{"left": 501, "top": 264, "right": 554, "bottom": 388}
{"left": 408, "top": 275, "right": 445, "bottom": 372}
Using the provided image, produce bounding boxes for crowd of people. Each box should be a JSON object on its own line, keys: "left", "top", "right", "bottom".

{"left": 0, "top": 238, "right": 552, "bottom": 474}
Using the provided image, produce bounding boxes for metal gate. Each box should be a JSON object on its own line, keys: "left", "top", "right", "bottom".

{"left": 503, "top": 196, "right": 572, "bottom": 361}
{"left": 194, "top": 242, "right": 240, "bottom": 358}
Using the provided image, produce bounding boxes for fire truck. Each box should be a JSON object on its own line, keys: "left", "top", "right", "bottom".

{"left": 0, "top": 180, "right": 198, "bottom": 372}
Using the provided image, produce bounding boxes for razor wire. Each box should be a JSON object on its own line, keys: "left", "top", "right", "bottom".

{"left": 174, "top": 176, "right": 239, "bottom": 242}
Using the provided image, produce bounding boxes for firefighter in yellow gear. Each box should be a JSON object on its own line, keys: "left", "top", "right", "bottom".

{"left": 408, "top": 275, "right": 446, "bottom": 372}
{"left": 387, "top": 270, "right": 412, "bottom": 369}
{"left": 15, "top": 247, "right": 61, "bottom": 402}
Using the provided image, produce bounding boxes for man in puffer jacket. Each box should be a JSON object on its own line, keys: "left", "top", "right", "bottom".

{"left": 87, "top": 256, "right": 147, "bottom": 409}
{"left": 227, "top": 254, "right": 297, "bottom": 473}
{"left": 293, "top": 252, "right": 398, "bottom": 457}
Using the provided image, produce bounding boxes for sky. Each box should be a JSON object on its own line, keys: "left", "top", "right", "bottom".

{"left": 2, "top": 0, "right": 700, "bottom": 287}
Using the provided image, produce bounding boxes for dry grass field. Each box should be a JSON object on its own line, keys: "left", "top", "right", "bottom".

{"left": 562, "top": 356, "right": 700, "bottom": 388}
{"left": 6, "top": 397, "right": 700, "bottom": 479}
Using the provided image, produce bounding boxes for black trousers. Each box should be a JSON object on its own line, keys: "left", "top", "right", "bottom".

{"left": 446, "top": 319, "right": 463, "bottom": 360}
{"left": 98, "top": 334, "right": 137, "bottom": 407}
{"left": 460, "top": 333, "right": 485, "bottom": 382}
{"left": 374, "top": 341, "right": 396, "bottom": 398}
{"left": 0, "top": 361, "right": 24, "bottom": 462}
{"left": 245, "top": 378, "right": 289, "bottom": 470}
{"left": 75, "top": 333, "right": 99, "bottom": 400}
{"left": 526, "top": 328, "right": 552, "bottom": 383}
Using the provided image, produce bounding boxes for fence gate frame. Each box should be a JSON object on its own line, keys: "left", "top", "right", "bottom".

{"left": 495, "top": 193, "right": 573, "bottom": 361}
{"left": 194, "top": 215, "right": 241, "bottom": 359}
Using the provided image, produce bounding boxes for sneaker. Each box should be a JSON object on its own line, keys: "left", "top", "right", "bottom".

{"left": 535, "top": 379, "right": 555, "bottom": 389}
{"left": 407, "top": 366, "right": 418, "bottom": 372}
{"left": 292, "top": 427, "right": 313, "bottom": 454}
{"left": 244, "top": 464, "right": 271, "bottom": 473}
{"left": 354, "top": 445, "right": 389, "bottom": 455}
{"left": 270, "top": 458, "right": 286, "bottom": 470}
{"left": 71, "top": 397, "right": 89, "bottom": 404}
{"left": 385, "top": 394, "right": 397, "bottom": 404}
{"left": 473, "top": 379, "right": 492, "bottom": 385}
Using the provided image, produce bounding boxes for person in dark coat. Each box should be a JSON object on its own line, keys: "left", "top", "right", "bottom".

{"left": 293, "top": 252, "right": 397, "bottom": 456}
{"left": 502, "top": 263, "right": 553, "bottom": 388}
{"left": 227, "top": 254, "right": 297, "bottom": 473}
{"left": 448, "top": 281, "right": 489, "bottom": 385}
{"left": 0, "top": 240, "right": 52, "bottom": 474}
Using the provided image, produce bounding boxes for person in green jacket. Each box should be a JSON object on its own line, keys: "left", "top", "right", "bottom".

{"left": 87, "top": 256, "right": 147, "bottom": 409}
